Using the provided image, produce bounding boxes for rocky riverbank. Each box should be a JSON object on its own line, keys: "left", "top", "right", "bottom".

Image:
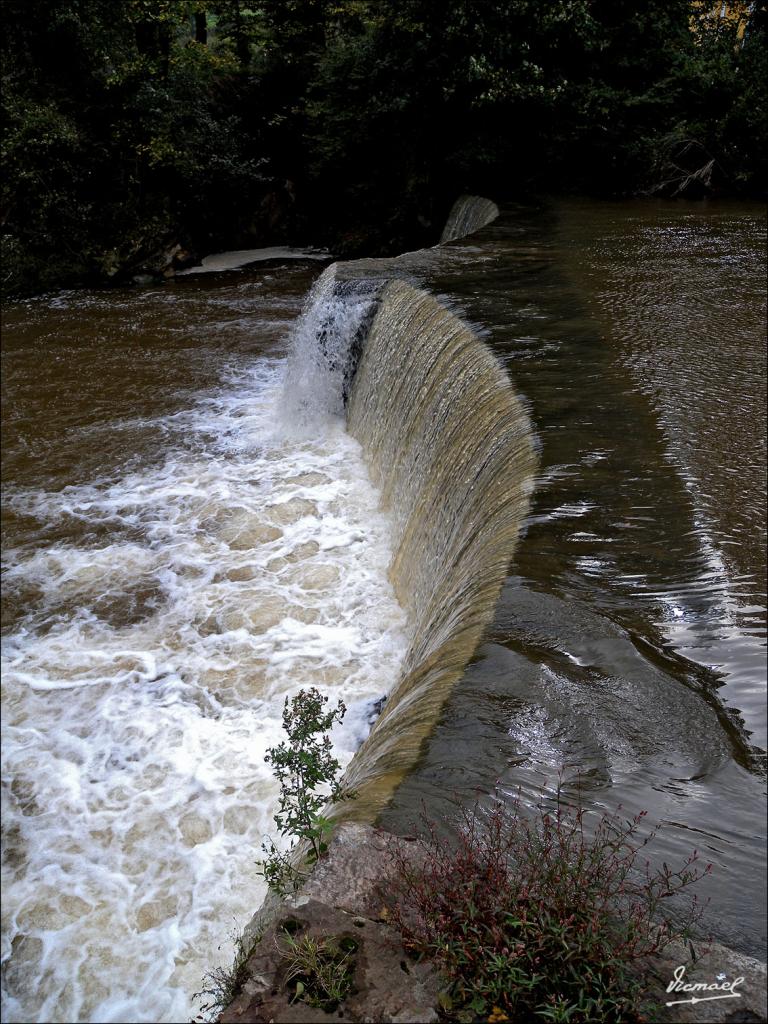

{"left": 218, "top": 824, "right": 767, "bottom": 1024}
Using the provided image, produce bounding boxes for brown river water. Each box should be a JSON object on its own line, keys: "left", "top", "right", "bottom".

{"left": 1, "top": 199, "right": 766, "bottom": 1021}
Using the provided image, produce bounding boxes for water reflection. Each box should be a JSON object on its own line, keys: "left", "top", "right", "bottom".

{"left": 383, "top": 200, "right": 767, "bottom": 959}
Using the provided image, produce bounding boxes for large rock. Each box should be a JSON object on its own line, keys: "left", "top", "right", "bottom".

{"left": 220, "top": 825, "right": 440, "bottom": 1024}
{"left": 634, "top": 939, "right": 767, "bottom": 1023}
{"left": 219, "top": 898, "right": 440, "bottom": 1024}
{"left": 300, "top": 822, "right": 415, "bottom": 918}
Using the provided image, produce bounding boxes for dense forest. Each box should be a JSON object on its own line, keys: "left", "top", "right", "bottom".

{"left": 2, "top": 0, "right": 766, "bottom": 296}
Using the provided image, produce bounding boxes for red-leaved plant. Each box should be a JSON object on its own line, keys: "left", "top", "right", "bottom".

{"left": 387, "top": 793, "right": 711, "bottom": 1023}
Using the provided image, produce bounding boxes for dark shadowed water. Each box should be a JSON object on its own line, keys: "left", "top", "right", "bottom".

{"left": 381, "top": 199, "right": 767, "bottom": 961}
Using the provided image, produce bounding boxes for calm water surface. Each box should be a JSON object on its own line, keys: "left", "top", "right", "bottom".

{"left": 383, "top": 199, "right": 767, "bottom": 960}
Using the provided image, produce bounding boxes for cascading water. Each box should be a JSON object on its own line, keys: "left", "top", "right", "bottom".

{"left": 440, "top": 194, "right": 500, "bottom": 243}
{"left": 1, "top": 198, "right": 537, "bottom": 1022}
{"left": 265, "top": 257, "right": 537, "bottom": 819}
{"left": 279, "top": 265, "right": 382, "bottom": 431}
{"left": 338, "top": 278, "right": 536, "bottom": 814}
{"left": 4, "top": 196, "right": 766, "bottom": 1020}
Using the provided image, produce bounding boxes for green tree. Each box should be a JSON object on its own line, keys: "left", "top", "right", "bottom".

{"left": 2, "top": 0, "right": 764, "bottom": 296}
{"left": 259, "top": 688, "right": 355, "bottom": 895}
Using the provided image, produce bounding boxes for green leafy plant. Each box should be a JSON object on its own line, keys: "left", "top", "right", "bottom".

{"left": 279, "top": 930, "right": 357, "bottom": 1012}
{"left": 388, "top": 792, "right": 711, "bottom": 1024}
{"left": 258, "top": 687, "right": 355, "bottom": 894}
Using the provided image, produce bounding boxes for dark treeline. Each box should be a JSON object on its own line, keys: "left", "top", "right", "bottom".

{"left": 2, "top": 0, "right": 766, "bottom": 295}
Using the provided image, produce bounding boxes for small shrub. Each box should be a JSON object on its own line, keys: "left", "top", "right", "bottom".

{"left": 258, "top": 687, "right": 356, "bottom": 894}
{"left": 279, "top": 930, "right": 357, "bottom": 1012}
{"left": 193, "top": 925, "right": 259, "bottom": 1022}
{"left": 388, "top": 794, "right": 711, "bottom": 1023}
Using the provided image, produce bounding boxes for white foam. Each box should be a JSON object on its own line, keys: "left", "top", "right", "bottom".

{"left": 1, "top": 348, "right": 407, "bottom": 1021}
{"left": 279, "top": 266, "right": 381, "bottom": 434}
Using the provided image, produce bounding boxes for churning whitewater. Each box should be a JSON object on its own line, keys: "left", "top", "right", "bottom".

{"left": 2, "top": 212, "right": 536, "bottom": 1023}
{"left": 1, "top": 279, "right": 408, "bottom": 1023}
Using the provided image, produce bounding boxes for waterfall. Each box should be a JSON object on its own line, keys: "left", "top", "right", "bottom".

{"left": 279, "top": 265, "right": 382, "bottom": 433}
{"left": 334, "top": 277, "right": 536, "bottom": 818}
{"left": 440, "top": 194, "right": 500, "bottom": 243}
{"left": 271, "top": 195, "right": 533, "bottom": 820}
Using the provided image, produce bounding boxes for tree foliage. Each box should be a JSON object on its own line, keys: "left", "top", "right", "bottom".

{"left": 2, "top": 0, "right": 765, "bottom": 295}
